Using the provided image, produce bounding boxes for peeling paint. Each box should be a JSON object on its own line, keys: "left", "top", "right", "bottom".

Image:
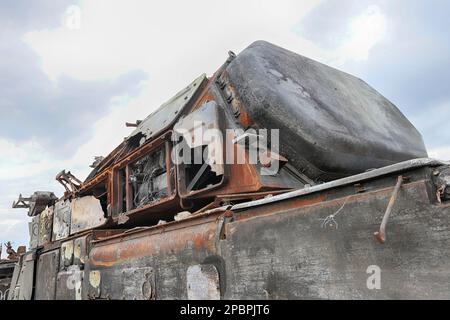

{"left": 89, "top": 271, "right": 101, "bottom": 288}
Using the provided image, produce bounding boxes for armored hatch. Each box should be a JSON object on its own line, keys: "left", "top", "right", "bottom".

{"left": 224, "top": 40, "right": 428, "bottom": 181}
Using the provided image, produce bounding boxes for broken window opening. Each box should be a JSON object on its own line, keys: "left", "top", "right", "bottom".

{"left": 173, "top": 101, "right": 226, "bottom": 197}
{"left": 184, "top": 145, "right": 223, "bottom": 192}
{"left": 130, "top": 146, "right": 168, "bottom": 209}
{"left": 114, "top": 142, "right": 175, "bottom": 217}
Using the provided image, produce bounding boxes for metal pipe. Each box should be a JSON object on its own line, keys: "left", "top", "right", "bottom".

{"left": 374, "top": 175, "right": 403, "bottom": 244}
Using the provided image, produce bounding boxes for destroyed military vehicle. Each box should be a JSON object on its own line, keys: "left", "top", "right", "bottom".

{"left": 5, "top": 41, "right": 450, "bottom": 300}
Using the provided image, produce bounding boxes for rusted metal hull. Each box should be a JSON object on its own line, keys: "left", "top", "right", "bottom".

{"left": 34, "top": 163, "right": 445, "bottom": 300}
{"left": 7, "top": 41, "right": 450, "bottom": 300}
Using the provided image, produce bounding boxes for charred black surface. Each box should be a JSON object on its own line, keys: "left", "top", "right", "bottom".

{"left": 225, "top": 41, "right": 428, "bottom": 181}
{"left": 223, "top": 170, "right": 450, "bottom": 299}
{"left": 82, "top": 164, "right": 450, "bottom": 300}
{"left": 7, "top": 41, "right": 448, "bottom": 301}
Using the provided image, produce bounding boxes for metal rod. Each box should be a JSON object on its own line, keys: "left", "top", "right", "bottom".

{"left": 125, "top": 165, "right": 133, "bottom": 212}
{"left": 374, "top": 175, "right": 403, "bottom": 244}
{"left": 165, "top": 141, "right": 172, "bottom": 196}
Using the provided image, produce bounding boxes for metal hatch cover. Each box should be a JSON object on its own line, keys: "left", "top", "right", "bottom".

{"left": 127, "top": 74, "right": 207, "bottom": 145}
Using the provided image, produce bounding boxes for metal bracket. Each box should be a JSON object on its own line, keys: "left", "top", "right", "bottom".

{"left": 12, "top": 194, "right": 31, "bottom": 209}
{"left": 55, "top": 170, "right": 82, "bottom": 193}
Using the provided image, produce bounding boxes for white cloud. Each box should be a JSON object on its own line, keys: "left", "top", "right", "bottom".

{"left": 429, "top": 147, "right": 450, "bottom": 161}
{"left": 0, "top": 136, "right": 92, "bottom": 182}
{"left": 333, "top": 5, "right": 387, "bottom": 65}
{"left": 0, "top": 138, "right": 62, "bottom": 248}
{"left": 0, "top": 219, "right": 22, "bottom": 233}
{"left": 0, "top": 138, "right": 55, "bottom": 180}
{"left": 0, "top": 213, "right": 29, "bottom": 251}
{"left": 23, "top": 0, "right": 324, "bottom": 82}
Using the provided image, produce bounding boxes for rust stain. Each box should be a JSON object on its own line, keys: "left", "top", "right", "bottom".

{"left": 191, "top": 88, "right": 216, "bottom": 112}
{"left": 90, "top": 222, "right": 218, "bottom": 267}
{"left": 232, "top": 180, "right": 429, "bottom": 224}
{"left": 193, "top": 233, "right": 207, "bottom": 249}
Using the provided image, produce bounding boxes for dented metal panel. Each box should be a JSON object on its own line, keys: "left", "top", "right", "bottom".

{"left": 52, "top": 199, "right": 71, "bottom": 241}
{"left": 35, "top": 250, "right": 59, "bottom": 300}
{"left": 38, "top": 206, "right": 53, "bottom": 246}
{"left": 127, "top": 74, "right": 206, "bottom": 145}
{"left": 70, "top": 196, "right": 107, "bottom": 235}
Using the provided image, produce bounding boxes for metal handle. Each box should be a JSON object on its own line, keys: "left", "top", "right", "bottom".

{"left": 374, "top": 175, "right": 403, "bottom": 244}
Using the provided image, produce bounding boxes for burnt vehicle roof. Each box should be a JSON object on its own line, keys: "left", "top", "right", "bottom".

{"left": 224, "top": 41, "right": 428, "bottom": 181}
{"left": 85, "top": 40, "right": 428, "bottom": 184}
{"left": 84, "top": 75, "right": 208, "bottom": 183}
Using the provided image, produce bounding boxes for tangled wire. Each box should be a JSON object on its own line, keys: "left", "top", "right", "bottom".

{"left": 319, "top": 196, "right": 351, "bottom": 230}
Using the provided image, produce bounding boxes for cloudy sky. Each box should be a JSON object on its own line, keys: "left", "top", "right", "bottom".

{"left": 1, "top": 0, "right": 449, "bottom": 251}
